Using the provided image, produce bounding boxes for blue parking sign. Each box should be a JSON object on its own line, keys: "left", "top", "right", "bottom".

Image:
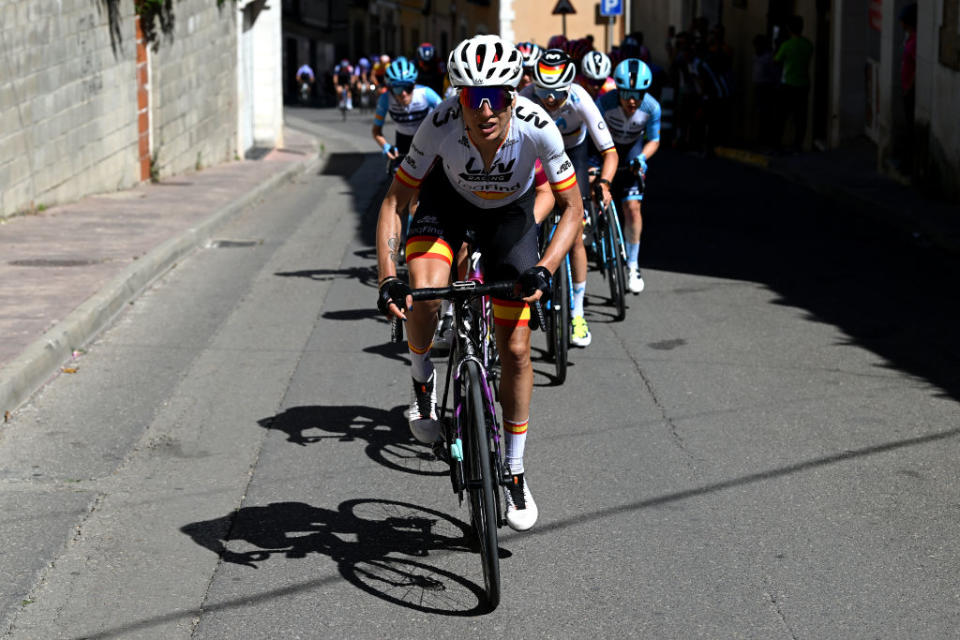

{"left": 600, "top": 0, "right": 622, "bottom": 16}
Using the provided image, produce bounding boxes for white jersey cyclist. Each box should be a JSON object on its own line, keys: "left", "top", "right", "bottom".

{"left": 596, "top": 90, "right": 662, "bottom": 159}
{"left": 519, "top": 82, "right": 614, "bottom": 152}
{"left": 374, "top": 85, "right": 442, "bottom": 137}
{"left": 394, "top": 94, "right": 577, "bottom": 209}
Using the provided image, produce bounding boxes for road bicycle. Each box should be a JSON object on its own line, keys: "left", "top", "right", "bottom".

{"left": 586, "top": 168, "right": 643, "bottom": 321}
{"left": 390, "top": 260, "right": 544, "bottom": 611}
{"left": 539, "top": 208, "right": 572, "bottom": 383}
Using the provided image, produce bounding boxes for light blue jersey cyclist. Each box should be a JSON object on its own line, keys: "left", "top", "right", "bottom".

{"left": 372, "top": 57, "right": 442, "bottom": 161}
{"left": 596, "top": 59, "right": 661, "bottom": 294}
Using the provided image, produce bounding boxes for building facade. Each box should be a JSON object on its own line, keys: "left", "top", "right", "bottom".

{"left": 0, "top": 0, "right": 283, "bottom": 219}
{"left": 282, "top": 0, "right": 501, "bottom": 105}
{"left": 625, "top": 0, "right": 959, "bottom": 199}
{"left": 501, "top": 0, "right": 628, "bottom": 51}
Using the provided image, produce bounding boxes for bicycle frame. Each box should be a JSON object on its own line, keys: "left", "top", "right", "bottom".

{"left": 439, "top": 273, "right": 506, "bottom": 508}
{"left": 596, "top": 199, "right": 628, "bottom": 268}
{"left": 542, "top": 211, "right": 575, "bottom": 314}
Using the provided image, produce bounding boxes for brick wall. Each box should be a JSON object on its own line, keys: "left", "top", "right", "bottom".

{"left": 0, "top": 0, "right": 239, "bottom": 218}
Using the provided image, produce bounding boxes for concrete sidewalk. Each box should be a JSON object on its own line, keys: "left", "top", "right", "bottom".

{"left": 715, "top": 139, "right": 960, "bottom": 256}
{"left": 0, "top": 126, "right": 322, "bottom": 418}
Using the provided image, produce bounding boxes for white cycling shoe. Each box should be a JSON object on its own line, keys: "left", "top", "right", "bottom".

{"left": 504, "top": 473, "right": 538, "bottom": 531}
{"left": 408, "top": 372, "right": 441, "bottom": 444}
{"left": 627, "top": 267, "right": 645, "bottom": 294}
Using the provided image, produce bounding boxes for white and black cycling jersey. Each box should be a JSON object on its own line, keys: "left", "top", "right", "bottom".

{"left": 373, "top": 85, "right": 443, "bottom": 137}
{"left": 519, "top": 82, "right": 614, "bottom": 152}
{"left": 394, "top": 95, "right": 577, "bottom": 209}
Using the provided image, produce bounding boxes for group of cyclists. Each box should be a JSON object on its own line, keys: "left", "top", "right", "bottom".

{"left": 374, "top": 34, "right": 662, "bottom": 532}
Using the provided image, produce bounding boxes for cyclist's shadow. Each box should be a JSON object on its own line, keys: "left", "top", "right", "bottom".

{"left": 180, "top": 498, "right": 490, "bottom": 616}
{"left": 258, "top": 405, "right": 445, "bottom": 476}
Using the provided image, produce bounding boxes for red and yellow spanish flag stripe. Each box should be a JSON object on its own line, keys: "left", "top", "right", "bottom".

{"left": 395, "top": 166, "right": 422, "bottom": 189}
{"left": 473, "top": 190, "right": 516, "bottom": 201}
{"left": 551, "top": 174, "right": 578, "bottom": 192}
{"left": 504, "top": 418, "right": 529, "bottom": 435}
{"left": 492, "top": 298, "right": 530, "bottom": 327}
{"left": 406, "top": 235, "right": 454, "bottom": 265}
{"left": 408, "top": 340, "right": 432, "bottom": 355}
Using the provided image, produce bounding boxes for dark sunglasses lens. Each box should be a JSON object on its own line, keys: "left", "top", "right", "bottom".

{"left": 621, "top": 89, "right": 644, "bottom": 101}
{"left": 391, "top": 83, "right": 413, "bottom": 94}
{"left": 461, "top": 87, "right": 509, "bottom": 110}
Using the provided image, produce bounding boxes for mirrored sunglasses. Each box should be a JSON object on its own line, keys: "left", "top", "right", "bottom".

{"left": 390, "top": 83, "right": 414, "bottom": 95}
{"left": 459, "top": 86, "right": 513, "bottom": 111}
{"left": 534, "top": 86, "right": 568, "bottom": 104}
{"left": 620, "top": 89, "right": 645, "bottom": 102}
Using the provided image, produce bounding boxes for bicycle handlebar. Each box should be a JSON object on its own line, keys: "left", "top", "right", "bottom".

{"left": 389, "top": 280, "right": 546, "bottom": 344}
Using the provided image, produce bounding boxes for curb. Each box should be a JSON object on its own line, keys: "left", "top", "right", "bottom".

{"left": 0, "top": 145, "right": 323, "bottom": 419}
{"left": 714, "top": 146, "right": 960, "bottom": 259}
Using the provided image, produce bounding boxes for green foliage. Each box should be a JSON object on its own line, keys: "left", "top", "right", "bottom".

{"left": 135, "top": 0, "right": 237, "bottom": 51}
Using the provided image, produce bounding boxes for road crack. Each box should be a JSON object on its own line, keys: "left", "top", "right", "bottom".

{"left": 610, "top": 323, "right": 700, "bottom": 468}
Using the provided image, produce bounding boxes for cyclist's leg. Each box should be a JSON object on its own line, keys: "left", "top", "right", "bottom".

{"left": 404, "top": 172, "right": 467, "bottom": 442}
{"left": 618, "top": 172, "right": 645, "bottom": 292}
{"left": 475, "top": 191, "right": 540, "bottom": 529}
{"left": 567, "top": 142, "right": 591, "bottom": 345}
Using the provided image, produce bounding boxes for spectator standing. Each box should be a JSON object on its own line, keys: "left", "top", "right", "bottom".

{"left": 899, "top": 3, "right": 918, "bottom": 173}
{"left": 668, "top": 31, "right": 697, "bottom": 149}
{"left": 774, "top": 15, "right": 814, "bottom": 152}
{"left": 752, "top": 34, "right": 779, "bottom": 150}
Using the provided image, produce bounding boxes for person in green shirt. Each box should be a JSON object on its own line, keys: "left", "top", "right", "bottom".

{"left": 774, "top": 15, "right": 814, "bottom": 152}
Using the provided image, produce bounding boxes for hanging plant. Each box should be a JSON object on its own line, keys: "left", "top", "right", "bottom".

{"left": 135, "top": 0, "right": 236, "bottom": 51}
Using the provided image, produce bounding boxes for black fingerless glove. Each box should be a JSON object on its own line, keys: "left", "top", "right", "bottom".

{"left": 518, "top": 266, "right": 552, "bottom": 298}
{"left": 377, "top": 277, "right": 411, "bottom": 316}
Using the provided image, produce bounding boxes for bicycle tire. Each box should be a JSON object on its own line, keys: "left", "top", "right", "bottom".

{"left": 463, "top": 360, "right": 501, "bottom": 610}
{"left": 552, "top": 259, "right": 570, "bottom": 384}
{"left": 607, "top": 209, "right": 627, "bottom": 321}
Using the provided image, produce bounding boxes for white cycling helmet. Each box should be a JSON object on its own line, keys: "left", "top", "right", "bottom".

{"left": 581, "top": 50, "right": 612, "bottom": 81}
{"left": 532, "top": 48, "right": 576, "bottom": 90}
{"left": 447, "top": 35, "right": 523, "bottom": 88}
{"left": 516, "top": 42, "right": 543, "bottom": 68}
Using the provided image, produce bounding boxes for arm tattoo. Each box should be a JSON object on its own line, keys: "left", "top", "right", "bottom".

{"left": 388, "top": 235, "right": 402, "bottom": 265}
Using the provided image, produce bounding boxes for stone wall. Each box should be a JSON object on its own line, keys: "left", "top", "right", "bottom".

{"left": 0, "top": 0, "right": 140, "bottom": 218}
{"left": 0, "top": 0, "right": 240, "bottom": 218}
{"left": 148, "top": 0, "right": 238, "bottom": 177}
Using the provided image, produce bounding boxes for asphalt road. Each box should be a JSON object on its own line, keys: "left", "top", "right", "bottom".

{"left": 2, "top": 106, "right": 959, "bottom": 639}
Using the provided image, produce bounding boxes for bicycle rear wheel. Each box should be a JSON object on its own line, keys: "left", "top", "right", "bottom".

{"left": 463, "top": 360, "right": 501, "bottom": 610}
{"left": 607, "top": 209, "right": 627, "bottom": 321}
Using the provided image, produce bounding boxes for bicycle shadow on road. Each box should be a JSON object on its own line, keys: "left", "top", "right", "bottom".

{"left": 180, "top": 498, "right": 492, "bottom": 616}
{"left": 258, "top": 404, "right": 444, "bottom": 476}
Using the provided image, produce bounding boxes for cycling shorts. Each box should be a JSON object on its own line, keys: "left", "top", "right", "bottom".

{"left": 395, "top": 132, "right": 413, "bottom": 155}
{"left": 565, "top": 140, "right": 591, "bottom": 201}
{"left": 406, "top": 169, "right": 539, "bottom": 327}
{"left": 612, "top": 142, "right": 644, "bottom": 202}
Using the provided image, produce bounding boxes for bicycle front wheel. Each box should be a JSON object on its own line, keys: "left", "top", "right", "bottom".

{"left": 552, "top": 260, "right": 570, "bottom": 384}
{"left": 463, "top": 360, "right": 501, "bottom": 610}
{"left": 607, "top": 209, "right": 627, "bottom": 321}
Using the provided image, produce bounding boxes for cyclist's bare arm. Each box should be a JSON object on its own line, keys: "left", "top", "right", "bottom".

{"left": 533, "top": 180, "right": 553, "bottom": 224}
{"left": 533, "top": 184, "right": 582, "bottom": 301}
{"left": 372, "top": 124, "right": 399, "bottom": 159}
{"left": 376, "top": 178, "right": 418, "bottom": 288}
{"left": 642, "top": 139, "right": 660, "bottom": 162}
{"left": 598, "top": 148, "right": 619, "bottom": 205}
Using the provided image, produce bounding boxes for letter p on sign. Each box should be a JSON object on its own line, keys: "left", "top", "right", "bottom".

{"left": 600, "top": 0, "right": 622, "bottom": 16}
